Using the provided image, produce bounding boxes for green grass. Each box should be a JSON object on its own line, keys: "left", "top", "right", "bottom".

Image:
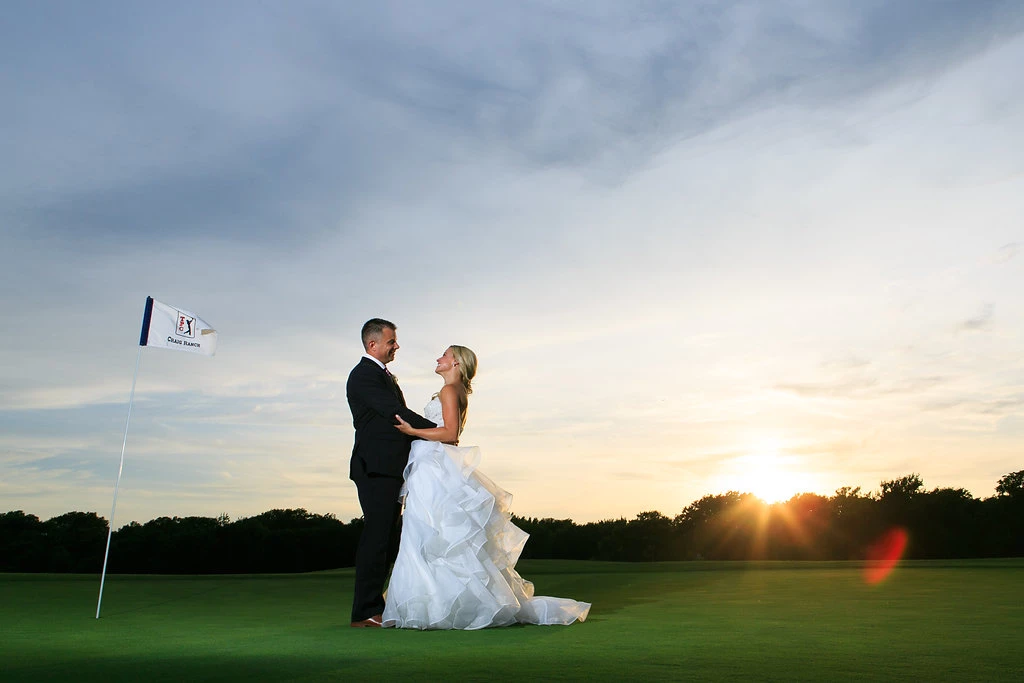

{"left": 2, "top": 560, "right": 1022, "bottom": 682}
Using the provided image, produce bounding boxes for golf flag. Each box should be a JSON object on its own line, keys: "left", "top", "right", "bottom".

{"left": 97, "top": 296, "right": 219, "bottom": 619}
{"left": 139, "top": 296, "right": 218, "bottom": 356}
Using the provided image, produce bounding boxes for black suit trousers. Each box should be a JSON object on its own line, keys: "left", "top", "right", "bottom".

{"left": 351, "top": 474, "right": 404, "bottom": 622}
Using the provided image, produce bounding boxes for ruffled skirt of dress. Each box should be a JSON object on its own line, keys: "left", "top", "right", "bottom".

{"left": 382, "top": 440, "right": 591, "bottom": 630}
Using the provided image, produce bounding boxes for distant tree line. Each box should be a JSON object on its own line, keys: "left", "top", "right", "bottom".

{"left": 516, "top": 471, "right": 1024, "bottom": 562}
{"left": 0, "top": 509, "right": 362, "bottom": 574}
{"left": 2, "top": 471, "right": 1021, "bottom": 573}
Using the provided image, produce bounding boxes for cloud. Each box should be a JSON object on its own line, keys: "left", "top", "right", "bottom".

{"left": 6, "top": 2, "right": 1022, "bottom": 212}
{"left": 993, "top": 243, "right": 1020, "bottom": 264}
{"left": 958, "top": 303, "right": 995, "bottom": 332}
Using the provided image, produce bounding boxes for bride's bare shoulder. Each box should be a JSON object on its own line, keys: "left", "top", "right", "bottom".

{"left": 439, "top": 383, "right": 467, "bottom": 401}
{"left": 440, "top": 383, "right": 469, "bottom": 412}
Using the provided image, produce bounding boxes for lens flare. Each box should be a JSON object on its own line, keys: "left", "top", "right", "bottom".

{"left": 863, "top": 527, "right": 908, "bottom": 585}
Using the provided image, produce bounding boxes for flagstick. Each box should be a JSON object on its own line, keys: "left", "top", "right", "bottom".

{"left": 96, "top": 346, "right": 143, "bottom": 619}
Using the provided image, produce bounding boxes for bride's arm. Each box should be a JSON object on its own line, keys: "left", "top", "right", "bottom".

{"left": 394, "top": 385, "right": 462, "bottom": 444}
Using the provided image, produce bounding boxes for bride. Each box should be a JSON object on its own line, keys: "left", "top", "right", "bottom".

{"left": 382, "top": 345, "right": 591, "bottom": 630}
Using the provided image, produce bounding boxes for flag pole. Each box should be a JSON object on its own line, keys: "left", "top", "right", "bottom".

{"left": 95, "top": 344, "right": 143, "bottom": 619}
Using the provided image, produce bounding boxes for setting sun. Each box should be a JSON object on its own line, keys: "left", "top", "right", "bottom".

{"left": 715, "top": 442, "right": 822, "bottom": 504}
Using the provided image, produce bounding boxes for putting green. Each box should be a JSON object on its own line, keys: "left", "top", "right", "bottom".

{"left": 2, "top": 560, "right": 1022, "bottom": 681}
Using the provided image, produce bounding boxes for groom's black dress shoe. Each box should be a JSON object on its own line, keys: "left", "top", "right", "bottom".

{"left": 350, "top": 615, "right": 384, "bottom": 628}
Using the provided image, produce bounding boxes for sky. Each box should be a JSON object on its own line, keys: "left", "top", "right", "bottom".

{"left": 2, "top": 1, "right": 1023, "bottom": 527}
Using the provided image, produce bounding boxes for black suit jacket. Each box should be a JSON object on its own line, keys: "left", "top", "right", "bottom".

{"left": 347, "top": 357, "right": 436, "bottom": 479}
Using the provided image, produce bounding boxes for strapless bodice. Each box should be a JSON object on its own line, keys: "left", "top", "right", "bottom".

{"left": 423, "top": 396, "right": 444, "bottom": 427}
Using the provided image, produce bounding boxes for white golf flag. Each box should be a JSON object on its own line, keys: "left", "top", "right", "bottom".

{"left": 139, "top": 296, "right": 218, "bottom": 356}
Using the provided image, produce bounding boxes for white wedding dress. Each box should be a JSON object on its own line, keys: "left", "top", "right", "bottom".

{"left": 382, "top": 397, "right": 591, "bottom": 630}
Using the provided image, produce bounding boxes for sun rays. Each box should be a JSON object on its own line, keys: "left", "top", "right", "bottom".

{"left": 695, "top": 438, "right": 837, "bottom": 561}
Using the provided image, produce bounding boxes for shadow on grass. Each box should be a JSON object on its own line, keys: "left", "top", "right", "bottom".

{"left": 5, "top": 652, "right": 390, "bottom": 683}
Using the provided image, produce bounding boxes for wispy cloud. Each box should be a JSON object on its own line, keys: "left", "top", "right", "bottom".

{"left": 958, "top": 303, "right": 995, "bottom": 332}
{"left": 993, "top": 242, "right": 1020, "bottom": 264}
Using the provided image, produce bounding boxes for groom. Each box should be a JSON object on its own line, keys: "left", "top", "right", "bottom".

{"left": 346, "top": 318, "right": 435, "bottom": 627}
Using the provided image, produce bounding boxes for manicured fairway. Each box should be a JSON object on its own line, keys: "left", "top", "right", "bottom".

{"left": 2, "top": 560, "right": 1022, "bottom": 682}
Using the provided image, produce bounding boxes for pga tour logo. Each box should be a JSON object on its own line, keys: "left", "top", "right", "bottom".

{"left": 175, "top": 311, "right": 197, "bottom": 338}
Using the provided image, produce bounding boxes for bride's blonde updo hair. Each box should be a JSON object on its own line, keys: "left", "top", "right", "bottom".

{"left": 450, "top": 345, "right": 477, "bottom": 394}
